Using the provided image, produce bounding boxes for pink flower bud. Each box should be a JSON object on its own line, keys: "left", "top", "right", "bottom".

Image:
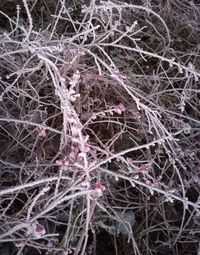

{"left": 114, "top": 103, "right": 126, "bottom": 114}
{"left": 126, "top": 157, "right": 133, "bottom": 164}
{"left": 38, "top": 128, "right": 47, "bottom": 137}
{"left": 139, "top": 164, "right": 150, "bottom": 174}
{"left": 83, "top": 135, "right": 89, "bottom": 142}
{"left": 71, "top": 126, "right": 79, "bottom": 137}
{"left": 94, "top": 183, "right": 106, "bottom": 198}
{"left": 77, "top": 153, "right": 84, "bottom": 161}
{"left": 33, "top": 224, "right": 46, "bottom": 238}
{"left": 56, "top": 157, "right": 69, "bottom": 170}
{"left": 35, "top": 225, "right": 45, "bottom": 233}
{"left": 37, "top": 124, "right": 47, "bottom": 138}
{"left": 95, "top": 183, "right": 105, "bottom": 190}
{"left": 67, "top": 113, "right": 76, "bottom": 123}
{"left": 47, "top": 240, "right": 54, "bottom": 248}
{"left": 27, "top": 222, "right": 46, "bottom": 238}
{"left": 145, "top": 180, "right": 156, "bottom": 187}
{"left": 69, "top": 146, "right": 79, "bottom": 159}
{"left": 83, "top": 144, "right": 90, "bottom": 153}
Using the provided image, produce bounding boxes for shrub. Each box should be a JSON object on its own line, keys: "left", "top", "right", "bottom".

{"left": 0, "top": 0, "right": 200, "bottom": 254}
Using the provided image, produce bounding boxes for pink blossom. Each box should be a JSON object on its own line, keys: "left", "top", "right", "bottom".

{"left": 77, "top": 153, "right": 84, "bottom": 161}
{"left": 37, "top": 125, "right": 47, "bottom": 138}
{"left": 83, "top": 135, "right": 89, "bottom": 143}
{"left": 145, "top": 180, "right": 156, "bottom": 187}
{"left": 69, "top": 146, "right": 79, "bottom": 159}
{"left": 71, "top": 125, "right": 79, "bottom": 137}
{"left": 83, "top": 144, "right": 90, "bottom": 153}
{"left": 47, "top": 240, "right": 54, "bottom": 248}
{"left": 27, "top": 222, "right": 46, "bottom": 238}
{"left": 72, "top": 137, "right": 80, "bottom": 143}
{"left": 78, "top": 146, "right": 90, "bottom": 157}
{"left": 94, "top": 183, "right": 106, "bottom": 198}
{"left": 126, "top": 157, "right": 133, "bottom": 164}
{"left": 35, "top": 225, "right": 45, "bottom": 234}
{"left": 88, "top": 159, "right": 96, "bottom": 167}
{"left": 38, "top": 128, "right": 47, "bottom": 137}
{"left": 33, "top": 224, "right": 46, "bottom": 238}
{"left": 67, "top": 113, "right": 76, "bottom": 123}
{"left": 56, "top": 157, "right": 69, "bottom": 170}
{"left": 139, "top": 164, "right": 150, "bottom": 174}
{"left": 95, "top": 183, "right": 105, "bottom": 190}
{"left": 114, "top": 103, "right": 126, "bottom": 114}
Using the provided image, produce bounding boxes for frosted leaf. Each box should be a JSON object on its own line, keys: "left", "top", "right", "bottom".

{"left": 183, "top": 123, "right": 191, "bottom": 134}
{"left": 115, "top": 210, "right": 135, "bottom": 235}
